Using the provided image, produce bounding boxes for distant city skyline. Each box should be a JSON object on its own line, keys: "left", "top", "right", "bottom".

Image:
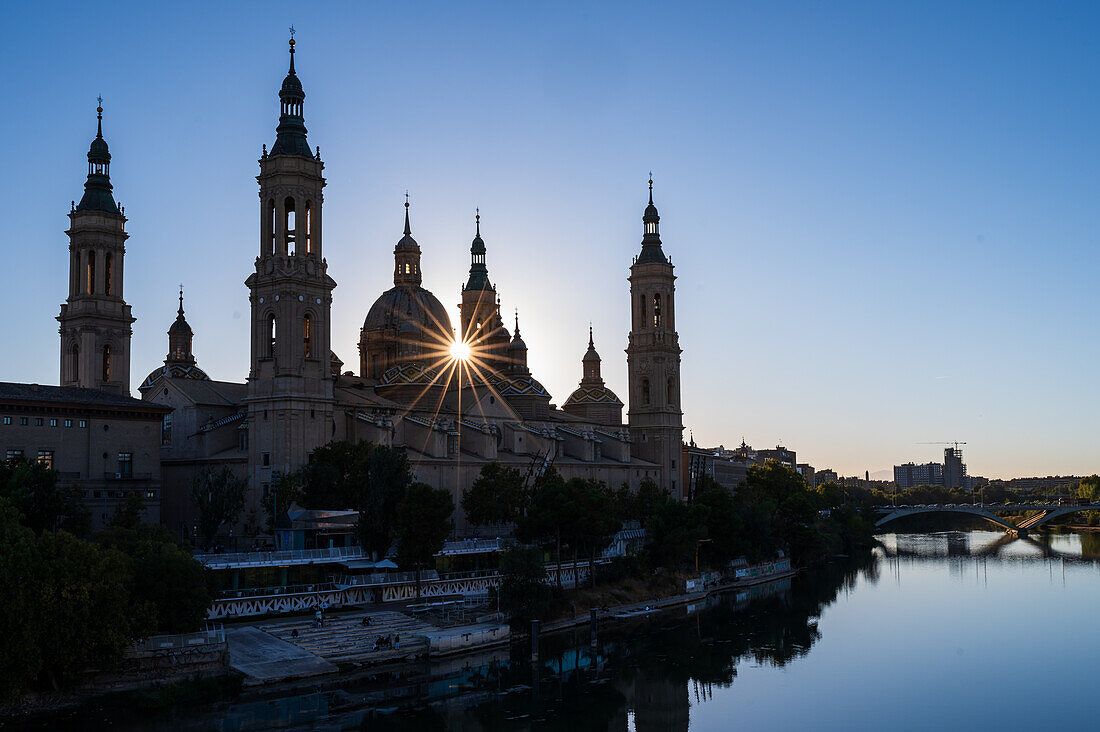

{"left": 4, "top": 2, "right": 1097, "bottom": 479}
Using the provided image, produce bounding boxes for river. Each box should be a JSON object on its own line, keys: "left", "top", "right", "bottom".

{"left": 30, "top": 530, "right": 1100, "bottom": 730}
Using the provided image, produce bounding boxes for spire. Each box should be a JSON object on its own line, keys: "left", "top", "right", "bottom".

{"left": 167, "top": 283, "right": 196, "bottom": 366}
{"left": 270, "top": 32, "right": 311, "bottom": 157}
{"left": 394, "top": 194, "right": 422, "bottom": 287}
{"left": 581, "top": 326, "right": 602, "bottom": 383}
{"left": 513, "top": 309, "right": 521, "bottom": 339}
{"left": 637, "top": 175, "right": 667, "bottom": 265}
{"left": 507, "top": 309, "right": 528, "bottom": 374}
{"left": 76, "top": 99, "right": 119, "bottom": 214}
{"left": 465, "top": 208, "right": 492, "bottom": 291}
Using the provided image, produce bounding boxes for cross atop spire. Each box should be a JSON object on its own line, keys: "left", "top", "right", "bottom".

{"left": 514, "top": 308, "right": 520, "bottom": 337}
{"left": 403, "top": 191, "right": 411, "bottom": 236}
{"left": 96, "top": 97, "right": 104, "bottom": 138}
{"left": 648, "top": 173, "right": 653, "bottom": 205}
{"left": 178, "top": 284, "right": 185, "bottom": 316}
{"left": 588, "top": 323, "right": 594, "bottom": 349}
{"left": 475, "top": 207, "right": 480, "bottom": 236}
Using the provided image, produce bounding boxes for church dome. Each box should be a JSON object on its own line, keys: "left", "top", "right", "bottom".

{"left": 139, "top": 363, "right": 209, "bottom": 391}
{"left": 563, "top": 384, "right": 623, "bottom": 407}
{"left": 379, "top": 362, "right": 442, "bottom": 386}
{"left": 489, "top": 372, "right": 550, "bottom": 399}
{"left": 363, "top": 286, "right": 452, "bottom": 342}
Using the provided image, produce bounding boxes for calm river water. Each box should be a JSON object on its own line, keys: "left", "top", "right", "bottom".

{"left": 39, "top": 531, "right": 1100, "bottom": 730}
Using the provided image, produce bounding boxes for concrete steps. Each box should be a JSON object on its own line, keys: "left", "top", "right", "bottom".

{"left": 260, "top": 611, "right": 436, "bottom": 663}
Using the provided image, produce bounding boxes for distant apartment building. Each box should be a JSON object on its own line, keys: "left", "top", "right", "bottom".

{"left": 943, "top": 447, "right": 970, "bottom": 490}
{"left": 816, "top": 468, "right": 839, "bottom": 485}
{"left": 796, "top": 463, "right": 815, "bottom": 487}
{"left": 756, "top": 445, "right": 797, "bottom": 470}
{"left": 894, "top": 462, "right": 944, "bottom": 489}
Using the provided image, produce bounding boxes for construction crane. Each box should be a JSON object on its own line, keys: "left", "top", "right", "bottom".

{"left": 918, "top": 441, "right": 967, "bottom": 451}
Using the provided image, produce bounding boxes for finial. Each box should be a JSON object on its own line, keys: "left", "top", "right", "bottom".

{"left": 514, "top": 309, "right": 520, "bottom": 336}
{"left": 588, "top": 323, "right": 594, "bottom": 348}
{"left": 475, "top": 207, "right": 480, "bottom": 236}
{"left": 178, "top": 284, "right": 185, "bottom": 316}
{"left": 288, "top": 27, "right": 296, "bottom": 72}
{"left": 262, "top": 143, "right": 267, "bottom": 158}
{"left": 403, "top": 191, "right": 411, "bottom": 236}
{"left": 96, "top": 96, "right": 104, "bottom": 138}
{"left": 315, "top": 145, "right": 320, "bottom": 159}
{"left": 648, "top": 172, "right": 653, "bottom": 205}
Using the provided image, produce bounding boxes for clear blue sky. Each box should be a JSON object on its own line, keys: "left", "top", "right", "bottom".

{"left": 4, "top": 1, "right": 1098, "bottom": 480}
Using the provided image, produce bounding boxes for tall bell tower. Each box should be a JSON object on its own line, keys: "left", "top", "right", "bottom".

{"left": 626, "top": 179, "right": 683, "bottom": 494}
{"left": 245, "top": 35, "right": 336, "bottom": 493}
{"left": 58, "top": 103, "right": 134, "bottom": 394}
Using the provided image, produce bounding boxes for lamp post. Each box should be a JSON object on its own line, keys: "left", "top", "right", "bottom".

{"left": 695, "top": 538, "right": 712, "bottom": 574}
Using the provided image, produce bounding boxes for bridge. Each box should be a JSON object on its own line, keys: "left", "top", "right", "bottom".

{"left": 874, "top": 503, "right": 1100, "bottom": 536}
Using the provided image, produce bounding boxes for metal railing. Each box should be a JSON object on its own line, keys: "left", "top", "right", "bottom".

{"left": 132, "top": 624, "right": 225, "bottom": 651}
{"left": 194, "top": 545, "right": 365, "bottom": 568}
{"left": 437, "top": 538, "right": 510, "bottom": 555}
{"left": 219, "top": 582, "right": 336, "bottom": 600}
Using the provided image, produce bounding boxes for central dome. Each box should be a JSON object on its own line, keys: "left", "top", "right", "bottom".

{"left": 359, "top": 285, "right": 453, "bottom": 379}
{"left": 363, "top": 286, "right": 451, "bottom": 336}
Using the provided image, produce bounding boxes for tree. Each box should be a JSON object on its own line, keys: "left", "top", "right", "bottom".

{"left": 36, "top": 530, "right": 134, "bottom": 690}
{"left": 494, "top": 545, "right": 554, "bottom": 627}
{"left": 0, "top": 456, "right": 89, "bottom": 536}
{"left": 516, "top": 470, "right": 570, "bottom": 589}
{"left": 462, "top": 462, "right": 526, "bottom": 527}
{"left": 96, "top": 521, "right": 213, "bottom": 635}
{"left": 1078, "top": 476, "right": 1100, "bottom": 502}
{"left": 647, "top": 497, "right": 708, "bottom": 569}
{"left": 695, "top": 479, "right": 745, "bottom": 565}
{"left": 395, "top": 482, "right": 454, "bottom": 598}
{"left": 262, "top": 471, "right": 303, "bottom": 532}
{"left": 0, "top": 500, "right": 41, "bottom": 702}
{"left": 299, "top": 441, "right": 412, "bottom": 558}
{"left": 191, "top": 466, "right": 246, "bottom": 549}
{"left": 559, "top": 479, "right": 619, "bottom": 588}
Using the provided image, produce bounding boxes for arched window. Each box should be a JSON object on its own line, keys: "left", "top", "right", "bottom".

{"left": 268, "top": 199, "right": 276, "bottom": 256}
{"left": 653, "top": 293, "right": 662, "bottom": 328}
{"left": 102, "top": 345, "right": 112, "bottom": 383}
{"left": 667, "top": 377, "right": 674, "bottom": 404}
{"left": 266, "top": 314, "right": 277, "bottom": 358}
{"left": 71, "top": 344, "right": 79, "bottom": 382}
{"left": 304, "top": 201, "right": 312, "bottom": 255}
{"left": 104, "top": 253, "right": 113, "bottom": 296}
{"left": 642, "top": 378, "right": 650, "bottom": 405}
{"left": 639, "top": 294, "right": 647, "bottom": 328}
{"left": 303, "top": 314, "right": 313, "bottom": 358}
{"left": 86, "top": 251, "right": 95, "bottom": 295}
{"left": 284, "top": 197, "right": 296, "bottom": 255}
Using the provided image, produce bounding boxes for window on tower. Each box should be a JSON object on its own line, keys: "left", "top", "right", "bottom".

{"left": 284, "top": 197, "right": 296, "bottom": 255}
{"left": 267, "top": 199, "right": 276, "bottom": 256}
{"left": 71, "top": 344, "right": 79, "bottom": 382}
{"left": 86, "top": 251, "right": 95, "bottom": 295}
{"left": 642, "top": 379, "right": 650, "bottom": 405}
{"left": 104, "top": 253, "right": 113, "bottom": 296}
{"left": 102, "top": 345, "right": 112, "bottom": 383}
{"left": 303, "top": 314, "right": 313, "bottom": 358}
{"left": 667, "top": 377, "right": 674, "bottom": 405}
{"left": 653, "top": 293, "right": 662, "bottom": 328}
{"left": 304, "top": 201, "right": 313, "bottom": 255}
{"left": 646, "top": 220, "right": 658, "bottom": 235}
{"left": 639, "top": 294, "right": 647, "bottom": 328}
{"left": 266, "top": 314, "right": 277, "bottom": 358}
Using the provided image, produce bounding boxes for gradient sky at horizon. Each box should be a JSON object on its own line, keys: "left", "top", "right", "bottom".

{"left": 3, "top": 1, "right": 1097, "bottom": 480}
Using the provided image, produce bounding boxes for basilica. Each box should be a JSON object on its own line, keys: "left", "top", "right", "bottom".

{"left": 35, "top": 39, "right": 687, "bottom": 535}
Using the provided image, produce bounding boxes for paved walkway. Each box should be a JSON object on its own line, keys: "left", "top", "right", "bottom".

{"left": 225, "top": 626, "right": 338, "bottom": 686}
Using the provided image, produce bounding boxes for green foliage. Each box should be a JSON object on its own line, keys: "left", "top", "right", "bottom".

{"left": 396, "top": 482, "right": 455, "bottom": 588}
{"left": 190, "top": 465, "right": 246, "bottom": 549}
{"left": 36, "top": 529, "right": 134, "bottom": 690}
{"left": 695, "top": 482, "right": 744, "bottom": 564}
{"left": 647, "top": 496, "right": 708, "bottom": 569}
{"left": 0, "top": 456, "right": 89, "bottom": 536}
{"left": 299, "top": 441, "right": 412, "bottom": 558}
{"left": 262, "top": 471, "right": 303, "bottom": 532}
{"left": 95, "top": 521, "right": 213, "bottom": 635}
{"left": 461, "top": 462, "right": 526, "bottom": 527}
{"left": 516, "top": 469, "right": 569, "bottom": 578}
{"left": 0, "top": 500, "right": 40, "bottom": 703}
{"left": 494, "top": 545, "right": 555, "bottom": 627}
{"left": 1077, "top": 475, "right": 1100, "bottom": 503}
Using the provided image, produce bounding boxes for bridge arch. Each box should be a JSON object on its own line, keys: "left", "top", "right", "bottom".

{"left": 874, "top": 507, "right": 1018, "bottom": 532}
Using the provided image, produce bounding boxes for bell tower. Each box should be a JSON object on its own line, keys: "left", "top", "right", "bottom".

{"left": 245, "top": 35, "right": 336, "bottom": 493}
{"left": 459, "top": 211, "right": 509, "bottom": 371}
{"left": 57, "top": 102, "right": 134, "bottom": 394}
{"left": 626, "top": 179, "right": 683, "bottom": 494}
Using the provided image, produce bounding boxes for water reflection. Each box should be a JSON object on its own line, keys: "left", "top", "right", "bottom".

{"left": 48, "top": 532, "right": 1100, "bottom": 730}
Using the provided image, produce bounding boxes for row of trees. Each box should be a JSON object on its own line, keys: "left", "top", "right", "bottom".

{"left": 0, "top": 458, "right": 212, "bottom": 703}
{"left": 463, "top": 460, "right": 878, "bottom": 624}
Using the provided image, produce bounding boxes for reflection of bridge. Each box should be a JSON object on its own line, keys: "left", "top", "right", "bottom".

{"left": 878, "top": 534, "right": 1096, "bottom": 564}
{"left": 874, "top": 503, "right": 1100, "bottom": 536}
